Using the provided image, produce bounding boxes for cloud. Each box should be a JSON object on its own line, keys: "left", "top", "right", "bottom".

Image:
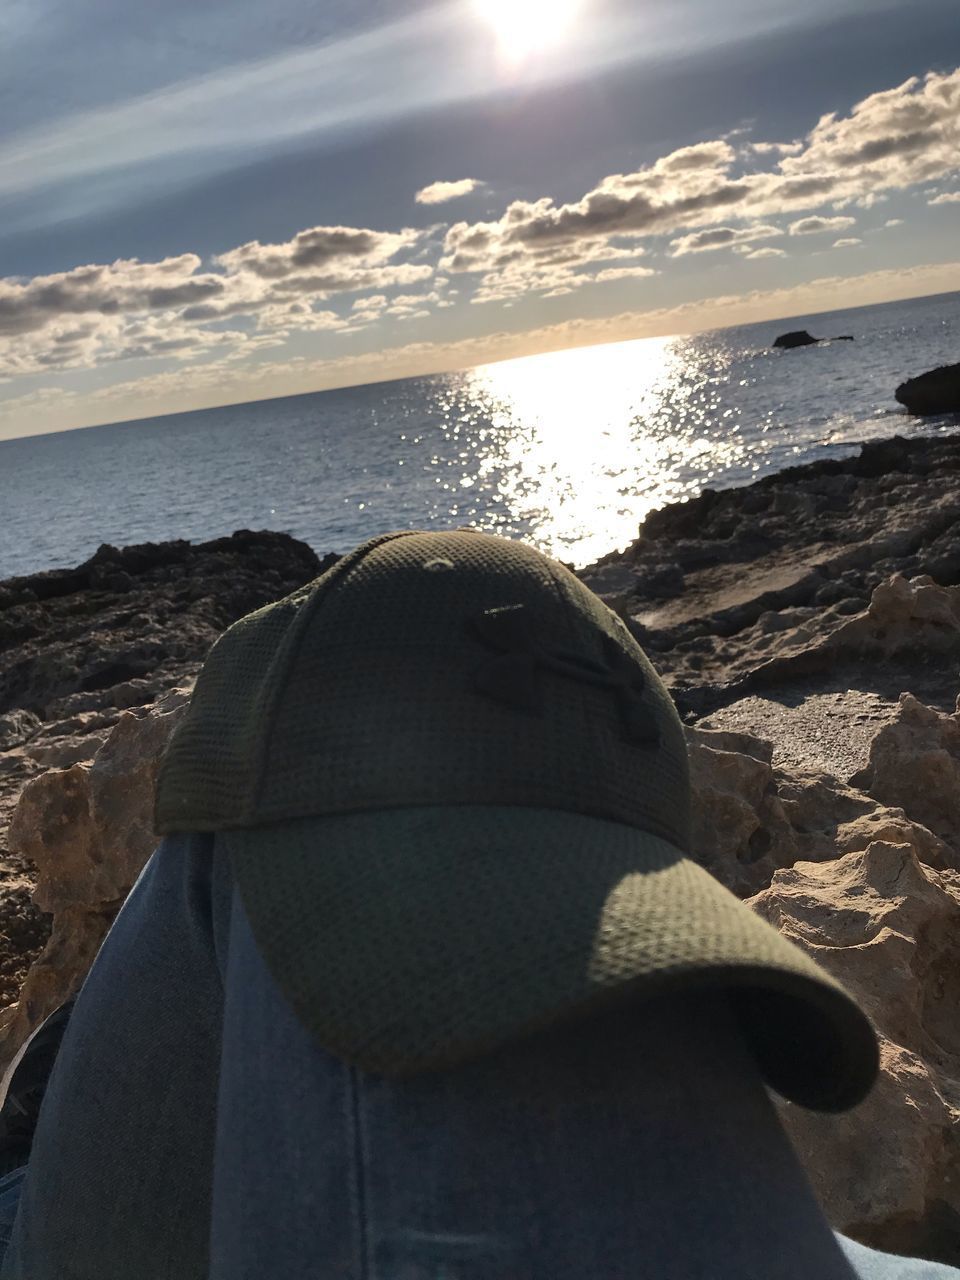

{"left": 215, "top": 225, "right": 418, "bottom": 279}
{"left": 929, "top": 191, "right": 960, "bottom": 204}
{"left": 788, "top": 215, "right": 857, "bottom": 235}
{"left": 415, "top": 178, "right": 482, "bottom": 205}
{"left": 748, "top": 141, "right": 803, "bottom": 157}
{"left": 3, "top": 65, "right": 959, "bottom": 394}
{"left": 779, "top": 71, "right": 960, "bottom": 196}
{"left": 7, "top": 259, "right": 960, "bottom": 442}
{"left": 0, "top": 221, "right": 435, "bottom": 376}
{"left": 590, "top": 266, "right": 658, "bottom": 283}
{"left": 883, "top": 218, "right": 905, "bottom": 227}
{"left": 438, "top": 67, "right": 959, "bottom": 296}
{"left": 669, "top": 223, "right": 781, "bottom": 256}
{"left": 255, "top": 303, "right": 348, "bottom": 332}
{"left": 351, "top": 294, "right": 388, "bottom": 313}
{"left": 0, "top": 254, "right": 223, "bottom": 339}
{"left": 832, "top": 238, "right": 863, "bottom": 248}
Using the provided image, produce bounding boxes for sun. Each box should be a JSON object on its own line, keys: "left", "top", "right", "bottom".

{"left": 473, "top": 0, "right": 584, "bottom": 63}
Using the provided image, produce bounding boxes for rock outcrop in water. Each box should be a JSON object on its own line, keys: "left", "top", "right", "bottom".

{"left": 896, "top": 362, "right": 960, "bottom": 416}
{"left": 773, "top": 330, "right": 821, "bottom": 348}
{"left": 772, "top": 330, "right": 854, "bottom": 349}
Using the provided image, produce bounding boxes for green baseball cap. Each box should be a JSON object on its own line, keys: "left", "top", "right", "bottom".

{"left": 155, "top": 529, "right": 877, "bottom": 1111}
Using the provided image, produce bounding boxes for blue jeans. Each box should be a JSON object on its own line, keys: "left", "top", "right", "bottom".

{"left": 0, "top": 833, "right": 957, "bottom": 1278}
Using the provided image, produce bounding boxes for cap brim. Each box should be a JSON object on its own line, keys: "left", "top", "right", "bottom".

{"left": 224, "top": 806, "right": 877, "bottom": 1112}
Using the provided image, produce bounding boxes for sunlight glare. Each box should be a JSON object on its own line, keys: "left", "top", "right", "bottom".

{"left": 473, "top": 0, "right": 584, "bottom": 62}
{"left": 462, "top": 336, "right": 730, "bottom": 565}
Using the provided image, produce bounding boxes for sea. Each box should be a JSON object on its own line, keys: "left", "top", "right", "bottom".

{"left": 0, "top": 291, "right": 957, "bottom": 581}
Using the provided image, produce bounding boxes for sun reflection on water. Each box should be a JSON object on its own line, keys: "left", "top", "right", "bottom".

{"left": 449, "top": 335, "right": 747, "bottom": 565}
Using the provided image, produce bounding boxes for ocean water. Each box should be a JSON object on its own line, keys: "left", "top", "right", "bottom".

{"left": 0, "top": 291, "right": 957, "bottom": 581}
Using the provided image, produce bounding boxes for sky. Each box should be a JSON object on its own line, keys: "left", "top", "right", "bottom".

{"left": 0, "top": 0, "right": 958, "bottom": 440}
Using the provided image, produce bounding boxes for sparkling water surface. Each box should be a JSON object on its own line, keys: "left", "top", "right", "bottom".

{"left": 0, "top": 292, "right": 957, "bottom": 579}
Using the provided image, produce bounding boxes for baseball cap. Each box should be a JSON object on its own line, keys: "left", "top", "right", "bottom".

{"left": 155, "top": 529, "right": 877, "bottom": 1111}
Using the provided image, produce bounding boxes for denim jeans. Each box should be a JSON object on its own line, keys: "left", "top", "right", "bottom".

{"left": 0, "top": 833, "right": 957, "bottom": 1279}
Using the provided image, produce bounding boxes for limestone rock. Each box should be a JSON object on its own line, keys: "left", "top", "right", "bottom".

{"left": 827, "top": 575, "right": 960, "bottom": 655}
{"left": 579, "top": 431, "right": 960, "bottom": 707}
{"left": 686, "top": 726, "right": 797, "bottom": 896}
{"left": 852, "top": 692, "right": 960, "bottom": 848}
{"left": 749, "top": 843, "right": 960, "bottom": 1262}
{"left": 686, "top": 722, "right": 953, "bottom": 896}
{"left": 0, "top": 688, "right": 190, "bottom": 1076}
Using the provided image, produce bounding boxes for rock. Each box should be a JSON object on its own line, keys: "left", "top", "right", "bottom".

{"left": 0, "top": 530, "right": 334, "bottom": 1004}
{"left": 686, "top": 725, "right": 797, "bottom": 896}
{"left": 772, "top": 331, "right": 855, "bottom": 350}
{"left": 851, "top": 693, "right": 960, "bottom": 848}
{"left": 896, "top": 363, "right": 960, "bottom": 416}
{"left": 0, "top": 688, "right": 190, "bottom": 1078}
{"left": 0, "top": 709, "right": 40, "bottom": 751}
{"left": 749, "top": 843, "right": 960, "bottom": 1263}
{"left": 773, "top": 330, "right": 820, "bottom": 349}
{"left": 0, "top": 530, "right": 328, "bottom": 718}
{"left": 677, "top": 574, "right": 960, "bottom": 709}
{"left": 685, "top": 720, "right": 954, "bottom": 895}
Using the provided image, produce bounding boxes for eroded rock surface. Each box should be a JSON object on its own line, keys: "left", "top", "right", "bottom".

{"left": 0, "top": 689, "right": 190, "bottom": 1073}
{"left": 685, "top": 707, "right": 960, "bottom": 1261}
{"left": 750, "top": 844, "right": 960, "bottom": 1264}
{"left": 852, "top": 692, "right": 960, "bottom": 849}
{"left": 0, "top": 529, "right": 330, "bottom": 1002}
{"left": 580, "top": 432, "right": 960, "bottom": 726}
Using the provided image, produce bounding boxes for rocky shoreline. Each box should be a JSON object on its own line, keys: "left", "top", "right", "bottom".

{"left": 2, "top": 427, "right": 960, "bottom": 1260}
{"left": 0, "top": 530, "right": 334, "bottom": 1004}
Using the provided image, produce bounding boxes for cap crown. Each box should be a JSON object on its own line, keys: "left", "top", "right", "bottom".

{"left": 156, "top": 530, "right": 690, "bottom": 848}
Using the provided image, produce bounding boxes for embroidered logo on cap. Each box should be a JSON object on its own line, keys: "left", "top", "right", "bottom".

{"left": 469, "top": 604, "right": 660, "bottom": 746}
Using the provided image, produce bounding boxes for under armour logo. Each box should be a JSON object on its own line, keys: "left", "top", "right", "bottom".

{"left": 469, "top": 604, "right": 660, "bottom": 747}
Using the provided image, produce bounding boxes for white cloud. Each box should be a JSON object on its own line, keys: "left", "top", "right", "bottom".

{"left": 415, "top": 178, "right": 482, "bottom": 205}
{"left": 0, "top": 254, "right": 224, "bottom": 339}
{"left": 3, "top": 65, "right": 959, "bottom": 397}
{"left": 749, "top": 141, "right": 803, "bottom": 157}
{"left": 591, "top": 265, "right": 658, "bottom": 283}
{"left": 883, "top": 218, "right": 905, "bottom": 227}
{"left": 7, "top": 259, "right": 960, "bottom": 442}
{"left": 351, "top": 294, "right": 388, "bottom": 313}
{"left": 0, "top": 221, "right": 435, "bottom": 376}
{"left": 255, "top": 302, "right": 348, "bottom": 333}
{"left": 669, "top": 223, "right": 781, "bottom": 256}
{"left": 439, "top": 67, "right": 959, "bottom": 296}
{"left": 788, "top": 215, "right": 857, "bottom": 235}
{"left": 215, "top": 225, "right": 419, "bottom": 280}
{"left": 779, "top": 70, "right": 960, "bottom": 199}
{"left": 832, "top": 238, "right": 863, "bottom": 248}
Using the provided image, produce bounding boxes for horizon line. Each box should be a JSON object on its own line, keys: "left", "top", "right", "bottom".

{"left": 1, "top": 284, "right": 956, "bottom": 447}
